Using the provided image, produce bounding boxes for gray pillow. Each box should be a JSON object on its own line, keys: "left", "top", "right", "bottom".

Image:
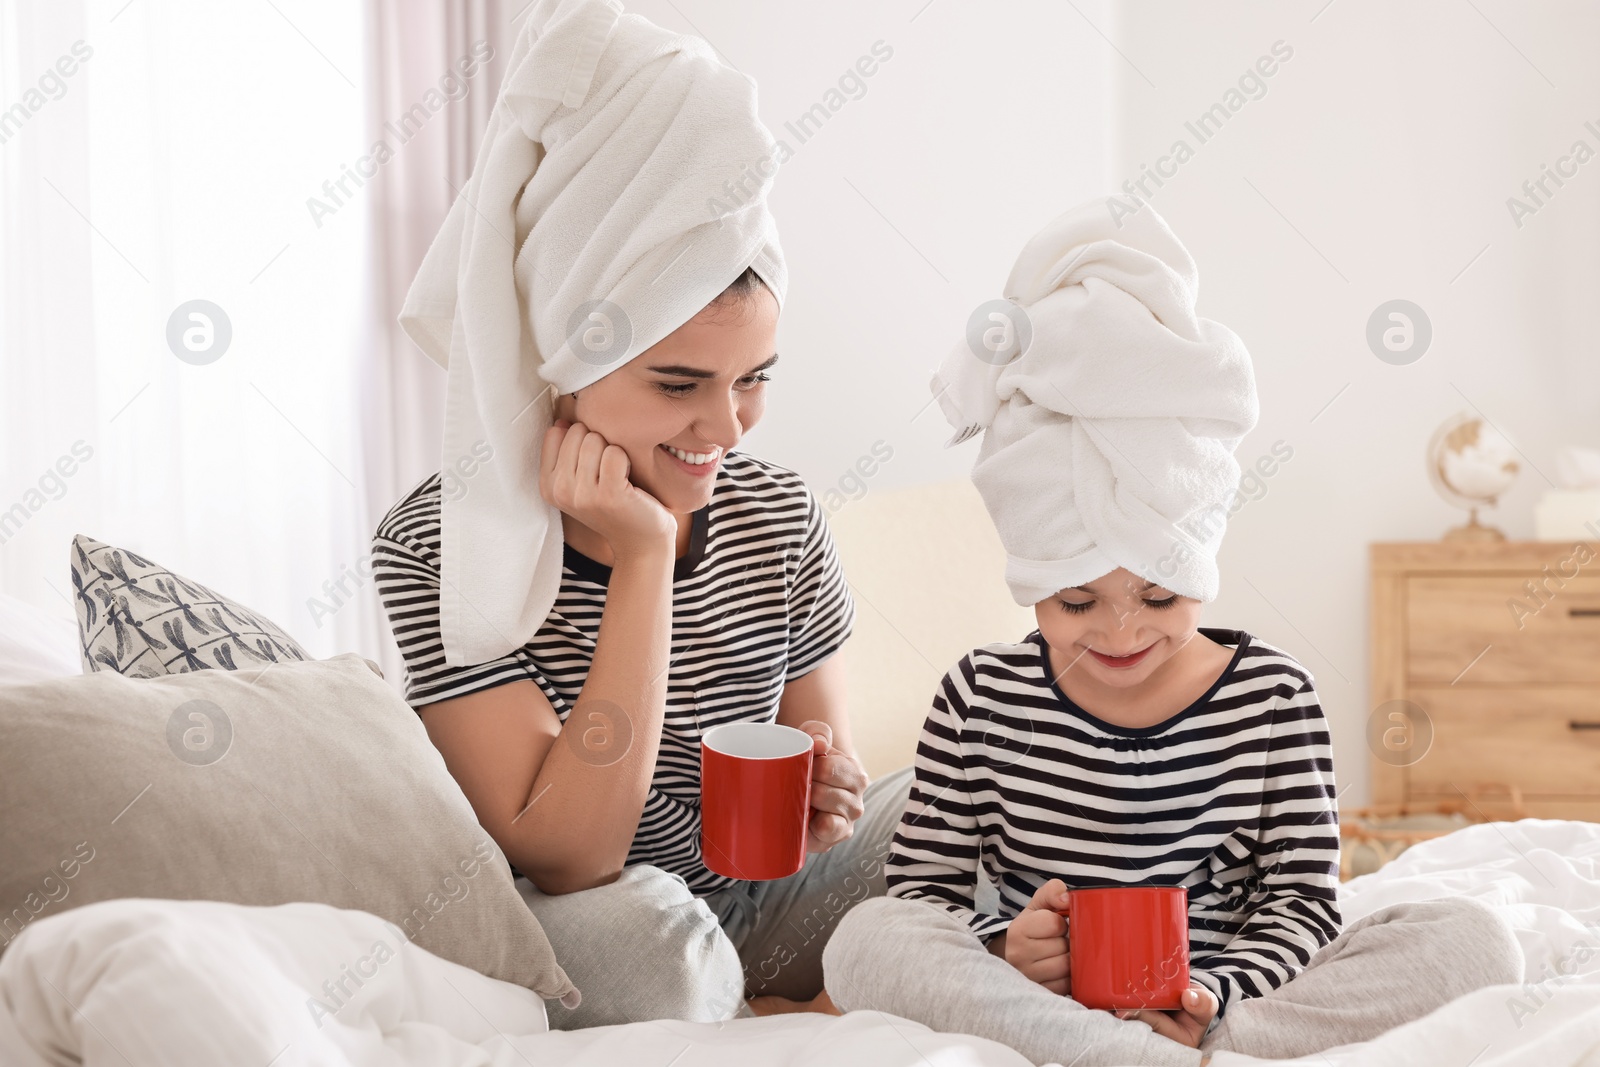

{"left": 70, "top": 533, "right": 310, "bottom": 676}
{"left": 0, "top": 652, "right": 577, "bottom": 1004}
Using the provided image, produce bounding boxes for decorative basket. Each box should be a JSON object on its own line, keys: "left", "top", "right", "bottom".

{"left": 1338, "top": 783, "right": 1527, "bottom": 881}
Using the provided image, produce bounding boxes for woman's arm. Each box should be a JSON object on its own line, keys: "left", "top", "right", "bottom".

{"left": 419, "top": 543, "right": 675, "bottom": 895}
{"left": 775, "top": 650, "right": 856, "bottom": 758}
{"left": 776, "top": 651, "right": 869, "bottom": 852}
{"left": 418, "top": 420, "right": 680, "bottom": 896}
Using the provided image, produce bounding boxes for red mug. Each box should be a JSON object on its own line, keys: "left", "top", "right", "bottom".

{"left": 699, "top": 722, "right": 814, "bottom": 880}
{"left": 1066, "top": 885, "right": 1189, "bottom": 1011}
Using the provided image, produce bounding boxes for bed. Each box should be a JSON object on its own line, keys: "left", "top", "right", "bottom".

{"left": 1, "top": 817, "right": 1597, "bottom": 1066}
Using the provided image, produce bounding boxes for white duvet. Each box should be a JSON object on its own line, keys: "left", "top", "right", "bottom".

{"left": 2, "top": 819, "right": 1598, "bottom": 1067}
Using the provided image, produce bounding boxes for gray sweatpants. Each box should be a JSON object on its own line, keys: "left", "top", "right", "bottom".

{"left": 822, "top": 892, "right": 1525, "bottom": 1066}
{"left": 517, "top": 765, "right": 915, "bottom": 1029}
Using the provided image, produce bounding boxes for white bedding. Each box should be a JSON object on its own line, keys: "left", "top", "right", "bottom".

{"left": 2, "top": 819, "right": 1598, "bottom": 1067}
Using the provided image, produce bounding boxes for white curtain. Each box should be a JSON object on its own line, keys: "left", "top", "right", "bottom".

{"left": 0, "top": 0, "right": 500, "bottom": 678}
{"left": 0, "top": 0, "right": 368, "bottom": 659}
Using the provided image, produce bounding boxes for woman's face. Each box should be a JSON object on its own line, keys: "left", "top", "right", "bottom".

{"left": 554, "top": 285, "right": 780, "bottom": 515}
{"left": 1033, "top": 567, "right": 1203, "bottom": 690}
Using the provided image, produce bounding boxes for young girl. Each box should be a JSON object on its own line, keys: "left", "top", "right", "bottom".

{"left": 818, "top": 199, "right": 1524, "bottom": 1066}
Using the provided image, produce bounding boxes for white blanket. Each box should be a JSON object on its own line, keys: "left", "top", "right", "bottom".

{"left": 3, "top": 819, "right": 1598, "bottom": 1067}
{"left": 1261, "top": 818, "right": 1600, "bottom": 1067}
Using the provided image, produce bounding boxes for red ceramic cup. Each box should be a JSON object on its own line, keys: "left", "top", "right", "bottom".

{"left": 1066, "top": 886, "right": 1189, "bottom": 1011}
{"left": 699, "top": 722, "right": 815, "bottom": 881}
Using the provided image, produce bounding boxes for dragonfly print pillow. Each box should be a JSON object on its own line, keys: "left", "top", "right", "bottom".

{"left": 71, "top": 534, "right": 309, "bottom": 677}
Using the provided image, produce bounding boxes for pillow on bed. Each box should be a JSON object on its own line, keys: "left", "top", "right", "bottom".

{"left": 70, "top": 533, "right": 310, "bottom": 676}
{"left": 0, "top": 652, "right": 578, "bottom": 1005}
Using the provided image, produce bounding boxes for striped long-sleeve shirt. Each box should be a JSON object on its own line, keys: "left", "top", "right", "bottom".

{"left": 885, "top": 628, "right": 1342, "bottom": 1018}
{"left": 369, "top": 449, "right": 854, "bottom": 896}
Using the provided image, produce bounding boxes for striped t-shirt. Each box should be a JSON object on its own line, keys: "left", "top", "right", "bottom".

{"left": 886, "top": 627, "right": 1342, "bottom": 1018}
{"left": 370, "top": 449, "right": 854, "bottom": 895}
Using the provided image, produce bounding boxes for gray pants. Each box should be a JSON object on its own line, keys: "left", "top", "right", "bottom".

{"left": 822, "top": 892, "right": 1525, "bottom": 1066}
{"left": 517, "top": 765, "right": 915, "bottom": 1029}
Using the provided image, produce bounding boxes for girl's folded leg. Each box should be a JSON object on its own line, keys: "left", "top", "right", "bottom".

{"left": 822, "top": 895, "right": 1204, "bottom": 1067}
{"left": 1199, "top": 895, "right": 1525, "bottom": 1060}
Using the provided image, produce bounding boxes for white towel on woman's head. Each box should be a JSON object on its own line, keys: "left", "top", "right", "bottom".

{"left": 398, "top": 0, "right": 787, "bottom": 667}
{"left": 930, "top": 198, "right": 1258, "bottom": 607}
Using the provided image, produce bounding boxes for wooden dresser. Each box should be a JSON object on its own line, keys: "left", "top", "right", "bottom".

{"left": 1370, "top": 541, "right": 1600, "bottom": 820}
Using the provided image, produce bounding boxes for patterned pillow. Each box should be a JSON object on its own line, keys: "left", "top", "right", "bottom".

{"left": 71, "top": 534, "right": 309, "bottom": 677}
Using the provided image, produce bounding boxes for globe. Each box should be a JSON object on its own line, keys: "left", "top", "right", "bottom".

{"left": 1426, "top": 413, "right": 1519, "bottom": 542}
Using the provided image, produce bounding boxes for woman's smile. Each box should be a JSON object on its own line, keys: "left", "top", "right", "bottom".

{"left": 659, "top": 442, "right": 723, "bottom": 477}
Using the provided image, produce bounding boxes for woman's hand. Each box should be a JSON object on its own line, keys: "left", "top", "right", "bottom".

{"left": 539, "top": 420, "right": 676, "bottom": 560}
{"left": 794, "top": 720, "right": 868, "bottom": 853}
{"left": 1005, "top": 879, "right": 1071, "bottom": 993}
{"left": 1115, "top": 982, "right": 1219, "bottom": 1049}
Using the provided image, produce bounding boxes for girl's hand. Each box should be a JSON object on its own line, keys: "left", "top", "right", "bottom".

{"left": 539, "top": 420, "right": 677, "bottom": 560}
{"left": 1116, "top": 982, "right": 1219, "bottom": 1048}
{"left": 795, "top": 720, "right": 868, "bottom": 853}
{"left": 1005, "top": 879, "right": 1072, "bottom": 993}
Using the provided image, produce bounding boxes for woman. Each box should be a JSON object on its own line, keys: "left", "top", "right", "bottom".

{"left": 371, "top": 0, "right": 911, "bottom": 1029}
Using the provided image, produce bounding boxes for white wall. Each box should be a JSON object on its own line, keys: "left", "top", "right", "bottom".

{"left": 1107, "top": 0, "right": 1600, "bottom": 805}
{"left": 639, "top": 0, "right": 1600, "bottom": 805}
{"left": 626, "top": 0, "right": 1114, "bottom": 494}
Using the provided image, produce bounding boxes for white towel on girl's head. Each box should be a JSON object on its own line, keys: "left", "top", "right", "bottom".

{"left": 398, "top": 0, "right": 787, "bottom": 667}
{"left": 930, "top": 198, "right": 1257, "bottom": 607}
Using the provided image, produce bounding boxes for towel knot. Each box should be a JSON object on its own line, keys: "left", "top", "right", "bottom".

{"left": 929, "top": 197, "right": 1258, "bottom": 606}
{"left": 508, "top": 0, "right": 622, "bottom": 117}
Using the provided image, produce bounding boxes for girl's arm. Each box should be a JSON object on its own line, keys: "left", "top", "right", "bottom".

{"left": 885, "top": 660, "right": 1010, "bottom": 944}
{"left": 1188, "top": 680, "right": 1343, "bottom": 1017}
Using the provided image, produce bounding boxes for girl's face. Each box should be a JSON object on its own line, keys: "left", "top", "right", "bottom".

{"left": 553, "top": 285, "right": 780, "bottom": 516}
{"left": 1033, "top": 567, "right": 1203, "bottom": 690}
